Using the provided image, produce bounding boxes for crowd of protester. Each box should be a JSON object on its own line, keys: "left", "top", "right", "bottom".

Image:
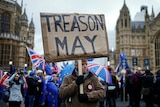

{"left": 1, "top": 62, "right": 160, "bottom": 107}
{"left": 98, "top": 67, "right": 160, "bottom": 107}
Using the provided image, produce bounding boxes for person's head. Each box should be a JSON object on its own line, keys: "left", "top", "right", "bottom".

{"left": 145, "top": 69, "right": 150, "bottom": 75}
{"left": 126, "top": 69, "right": 131, "bottom": 75}
{"left": 136, "top": 67, "right": 141, "bottom": 73}
{"left": 52, "top": 72, "right": 58, "bottom": 81}
{"left": 14, "top": 74, "right": 20, "bottom": 80}
{"left": 107, "top": 67, "right": 112, "bottom": 73}
{"left": 75, "top": 59, "right": 88, "bottom": 74}
{"left": 157, "top": 70, "right": 160, "bottom": 76}
{"left": 36, "top": 69, "right": 43, "bottom": 76}
{"left": 29, "top": 71, "right": 36, "bottom": 76}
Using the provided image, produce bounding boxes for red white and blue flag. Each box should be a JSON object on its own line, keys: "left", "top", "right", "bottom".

{"left": 88, "top": 63, "right": 112, "bottom": 84}
{"left": 0, "top": 70, "right": 10, "bottom": 100}
{"left": 0, "top": 70, "right": 9, "bottom": 88}
{"left": 26, "top": 47, "right": 45, "bottom": 69}
{"left": 52, "top": 62, "right": 61, "bottom": 73}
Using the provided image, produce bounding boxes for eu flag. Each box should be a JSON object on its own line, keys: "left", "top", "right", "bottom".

{"left": 45, "top": 63, "right": 53, "bottom": 75}
{"left": 46, "top": 76, "right": 59, "bottom": 107}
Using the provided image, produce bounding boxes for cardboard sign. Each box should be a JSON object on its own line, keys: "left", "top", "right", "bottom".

{"left": 40, "top": 13, "right": 109, "bottom": 62}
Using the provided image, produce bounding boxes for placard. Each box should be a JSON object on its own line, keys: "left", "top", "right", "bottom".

{"left": 40, "top": 13, "right": 109, "bottom": 62}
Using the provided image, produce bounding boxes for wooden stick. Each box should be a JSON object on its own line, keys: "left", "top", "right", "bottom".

{"left": 78, "top": 59, "right": 84, "bottom": 94}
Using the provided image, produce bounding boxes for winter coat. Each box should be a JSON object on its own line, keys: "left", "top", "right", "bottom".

{"left": 154, "top": 76, "right": 160, "bottom": 95}
{"left": 26, "top": 76, "right": 39, "bottom": 96}
{"left": 8, "top": 75, "right": 24, "bottom": 102}
{"left": 59, "top": 69, "right": 106, "bottom": 107}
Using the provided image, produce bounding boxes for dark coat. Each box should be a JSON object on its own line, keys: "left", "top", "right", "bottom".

{"left": 59, "top": 69, "right": 106, "bottom": 107}
{"left": 26, "top": 76, "right": 39, "bottom": 95}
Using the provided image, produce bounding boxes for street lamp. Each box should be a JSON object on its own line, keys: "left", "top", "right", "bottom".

{"left": 9, "top": 60, "right": 13, "bottom": 66}
{"left": 108, "top": 61, "right": 110, "bottom": 66}
{"left": 24, "top": 63, "right": 28, "bottom": 74}
{"left": 24, "top": 64, "right": 27, "bottom": 68}
{"left": 9, "top": 60, "right": 13, "bottom": 74}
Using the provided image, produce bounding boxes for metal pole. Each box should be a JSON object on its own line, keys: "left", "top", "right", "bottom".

{"left": 123, "top": 72, "right": 125, "bottom": 102}
{"left": 78, "top": 59, "right": 84, "bottom": 94}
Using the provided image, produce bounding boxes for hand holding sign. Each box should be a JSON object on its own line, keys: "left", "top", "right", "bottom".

{"left": 41, "top": 13, "right": 109, "bottom": 96}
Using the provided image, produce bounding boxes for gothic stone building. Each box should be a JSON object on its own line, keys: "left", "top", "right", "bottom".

{"left": 0, "top": 0, "right": 34, "bottom": 70}
{"left": 116, "top": 1, "right": 160, "bottom": 73}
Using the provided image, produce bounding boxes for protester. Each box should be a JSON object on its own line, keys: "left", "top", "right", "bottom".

{"left": 26, "top": 71, "right": 38, "bottom": 107}
{"left": 107, "top": 67, "right": 118, "bottom": 107}
{"left": 99, "top": 78, "right": 107, "bottom": 107}
{"left": 45, "top": 75, "right": 59, "bottom": 107}
{"left": 154, "top": 70, "right": 160, "bottom": 106}
{"left": 59, "top": 59, "right": 106, "bottom": 107}
{"left": 141, "top": 69, "right": 154, "bottom": 107}
{"left": 52, "top": 72, "right": 61, "bottom": 88}
{"left": 130, "top": 67, "right": 143, "bottom": 107}
{"left": 8, "top": 73, "right": 25, "bottom": 107}
{"left": 120, "top": 71, "right": 128, "bottom": 102}
{"left": 52, "top": 72, "right": 62, "bottom": 107}
{"left": 36, "top": 69, "right": 46, "bottom": 107}
{"left": 125, "top": 69, "right": 134, "bottom": 107}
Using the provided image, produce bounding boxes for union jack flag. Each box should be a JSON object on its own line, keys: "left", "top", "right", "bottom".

{"left": 0, "top": 70, "right": 9, "bottom": 88}
{"left": 26, "top": 47, "right": 45, "bottom": 69}
{"left": 52, "top": 62, "right": 60, "bottom": 73}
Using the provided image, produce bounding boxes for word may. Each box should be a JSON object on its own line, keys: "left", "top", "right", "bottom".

{"left": 55, "top": 35, "right": 97, "bottom": 56}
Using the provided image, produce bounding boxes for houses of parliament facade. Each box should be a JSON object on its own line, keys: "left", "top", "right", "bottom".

{"left": 0, "top": 0, "right": 34, "bottom": 70}
{"left": 116, "top": 1, "right": 160, "bottom": 73}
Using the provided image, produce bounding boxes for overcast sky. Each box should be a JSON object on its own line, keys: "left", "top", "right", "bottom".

{"left": 18, "top": 0, "right": 160, "bottom": 54}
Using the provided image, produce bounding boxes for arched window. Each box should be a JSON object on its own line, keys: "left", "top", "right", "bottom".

{"left": 155, "top": 34, "right": 160, "bottom": 66}
{"left": 121, "top": 19, "right": 123, "bottom": 28}
{"left": 125, "top": 19, "right": 127, "bottom": 28}
{"left": 1, "top": 12, "right": 11, "bottom": 33}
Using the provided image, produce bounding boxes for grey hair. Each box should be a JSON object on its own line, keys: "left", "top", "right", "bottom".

{"left": 74, "top": 59, "right": 88, "bottom": 65}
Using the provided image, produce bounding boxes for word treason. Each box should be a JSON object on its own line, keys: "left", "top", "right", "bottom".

{"left": 41, "top": 14, "right": 105, "bottom": 32}
{"left": 55, "top": 35, "right": 97, "bottom": 56}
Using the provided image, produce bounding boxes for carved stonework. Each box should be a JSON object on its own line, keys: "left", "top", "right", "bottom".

{"left": 116, "top": 2, "right": 160, "bottom": 73}
{"left": 0, "top": 0, "right": 34, "bottom": 70}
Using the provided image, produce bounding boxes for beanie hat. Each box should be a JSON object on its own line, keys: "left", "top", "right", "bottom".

{"left": 36, "top": 69, "right": 43, "bottom": 74}
{"left": 15, "top": 74, "right": 20, "bottom": 77}
{"left": 145, "top": 69, "right": 150, "bottom": 74}
{"left": 30, "top": 71, "right": 35, "bottom": 76}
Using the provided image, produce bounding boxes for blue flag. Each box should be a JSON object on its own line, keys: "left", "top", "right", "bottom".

{"left": 45, "top": 63, "right": 53, "bottom": 75}
{"left": 0, "top": 85, "right": 9, "bottom": 100}
{"left": 10, "top": 64, "right": 15, "bottom": 75}
{"left": 38, "top": 76, "right": 46, "bottom": 105}
{"left": 46, "top": 76, "right": 59, "bottom": 107}
{"left": 119, "top": 53, "right": 130, "bottom": 70}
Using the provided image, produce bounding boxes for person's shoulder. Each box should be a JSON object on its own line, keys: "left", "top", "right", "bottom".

{"left": 64, "top": 74, "right": 76, "bottom": 81}
{"left": 88, "top": 71, "right": 97, "bottom": 78}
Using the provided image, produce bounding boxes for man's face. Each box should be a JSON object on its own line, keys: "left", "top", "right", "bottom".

{"left": 82, "top": 60, "right": 88, "bottom": 73}
{"left": 52, "top": 74, "right": 57, "bottom": 80}
{"left": 37, "top": 72, "right": 43, "bottom": 76}
{"left": 15, "top": 76, "right": 19, "bottom": 80}
{"left": 75, "top": 59, "right": 88, "bottom": 74}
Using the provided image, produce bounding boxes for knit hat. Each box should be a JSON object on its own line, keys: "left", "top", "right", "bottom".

{"left": 36, "top": 69, "right": 43, "bottom": 74}
{"left": 15, "top": 74, "right": 20, "bottom": 77}
{"left": 145, "top": 69, "right": 150, "bottom": 74}
{"left": 30, "top": 71, "right": 35, "bottom": 76}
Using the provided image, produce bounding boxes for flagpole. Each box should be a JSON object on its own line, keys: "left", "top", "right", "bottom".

{"left": 114, "top": 63, "right": 120, "bottom": 73}
{"left": 122, "top": 69, "right": 126, "bottom": 103}
{"left": 78, "top": 59, "right": 84, "bottom": 94}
